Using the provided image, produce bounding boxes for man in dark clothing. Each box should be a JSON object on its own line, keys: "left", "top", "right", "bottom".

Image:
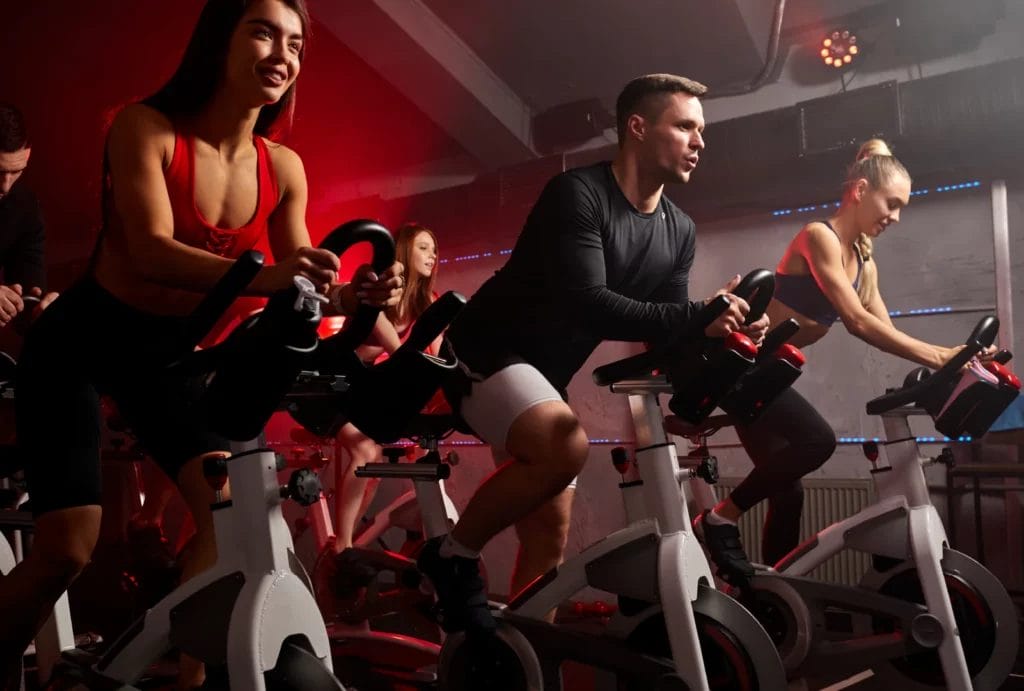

{"left": 0, "top": 103, "right": 55, "bottom": 328}
{"left": 417, "top": 74, "right": 768, "bottom": 634}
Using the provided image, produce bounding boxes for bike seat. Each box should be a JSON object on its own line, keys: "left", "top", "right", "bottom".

{"left": 664, "top": 413, "right": 736, "bottom": 438}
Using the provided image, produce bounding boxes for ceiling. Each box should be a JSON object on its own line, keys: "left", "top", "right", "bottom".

{"left": 302, "top": 0, "right": 926, "bottom": 177}
{"left": 3, "top": 0, "right": 1008, "bottom": 267}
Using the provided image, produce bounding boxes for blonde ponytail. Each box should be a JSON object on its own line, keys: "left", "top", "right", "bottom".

{"left": 855, "top": 233, "right": 875, "bottom": 306}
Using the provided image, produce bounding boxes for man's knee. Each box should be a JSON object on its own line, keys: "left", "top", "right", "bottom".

{"left": 32, "top": 509, "right": 101, "bottom": 587}
{"left": 507, "top": 404, "right": 588, "bottom": 486}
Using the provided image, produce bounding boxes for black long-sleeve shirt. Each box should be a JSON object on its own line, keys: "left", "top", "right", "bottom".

{"left": 0, "top": 184, "right": 46, "bottom": 291}
{"left": 448, "top": 162, "right": 701, "bottom": 391}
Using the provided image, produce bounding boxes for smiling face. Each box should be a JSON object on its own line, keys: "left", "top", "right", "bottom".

{"left": 223, "top": 0, "right": 305, "bottom": 107}
{"left": 852, "top": 171, "right": 911, "bottom": 238}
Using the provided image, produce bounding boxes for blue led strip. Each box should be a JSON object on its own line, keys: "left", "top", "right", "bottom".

{"left": 837, "top": 435, "right": 973, "bottom": 444}
{"left": 888, "top": 306, "right": 953, "bottom": 317}
{"left": 770, "top": 180, "right": 981, "bottom": 217}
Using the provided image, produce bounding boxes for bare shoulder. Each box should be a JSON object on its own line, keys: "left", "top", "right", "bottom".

{"left": 262, "top": 139, "right": 306, "bottom": 178}
{"left": 109, "top": 103, "right": 174, "bottom": 142}
{"left": 800, "top": 221, "right": 841, "bottom": 251}
{"left": 108, "top": 104, "right": 175, "bottom": 163}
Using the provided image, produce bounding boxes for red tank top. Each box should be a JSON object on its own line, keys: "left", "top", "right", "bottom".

{"left": 164, "top": 130, "right": 279, "bottom": 257}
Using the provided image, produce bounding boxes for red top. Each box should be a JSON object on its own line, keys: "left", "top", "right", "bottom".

{"left": 164, "top": 131, "right": 279, "bottom": 257}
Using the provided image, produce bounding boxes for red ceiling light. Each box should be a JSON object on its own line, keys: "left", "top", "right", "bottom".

{"left": 821, "top": 29, "right": 858, "bottom": 69}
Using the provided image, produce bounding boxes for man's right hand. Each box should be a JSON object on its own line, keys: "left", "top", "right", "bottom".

{"left": 0, "top": 284, "right": 26, "bottom": 326}
{"left": 704, "top": 275, "right": 750, "bottom": 338}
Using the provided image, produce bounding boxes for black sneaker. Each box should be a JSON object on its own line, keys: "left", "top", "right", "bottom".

{"left": 692, "top": 510, "right": 755, "bottom": 586}
{"left": 331, "top": 548, "right": 380, "bottom": 598}
{"left": 417, "top": 536, "right": 495, "bottom": 634}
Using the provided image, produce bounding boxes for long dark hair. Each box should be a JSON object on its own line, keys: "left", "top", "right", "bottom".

{"left": 94, "top": 0, "right": 311, "bottom": 264}
{"left": 142, "top": 0, "right": 311, "bottom": 140}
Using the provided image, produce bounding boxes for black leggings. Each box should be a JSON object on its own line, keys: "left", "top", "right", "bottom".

{"left": 17, "top": 277, "right": 229, "bottom": 516}
{"left": 731, "top": 387, "right": 836, "bottom": 565}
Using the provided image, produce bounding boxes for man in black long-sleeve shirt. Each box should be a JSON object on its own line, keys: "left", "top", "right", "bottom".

{"left": 0, "top": 103, "right": 55, "bottom": 328}
{"left": 417, "top": 74, "right": 765, "bottom": 634}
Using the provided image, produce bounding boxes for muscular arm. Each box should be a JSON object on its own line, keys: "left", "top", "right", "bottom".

{"left": 800, "top": 223, "right": 948, "bottom": 368}
{"left": 861, "top": 262, "right": 895, "bottom": 328}
{"left": 550, "top": 176, "right": 700, "bottom": 342}
{"left": 106, "top": 104, "right": 238, "bottom": 291}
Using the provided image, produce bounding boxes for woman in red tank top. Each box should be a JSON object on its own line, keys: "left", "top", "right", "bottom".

{"left": 331, "top": 223, "right": 443, "bottom": 553}
{"left": 1, "top": 1, "right": 405, "bottom": 685}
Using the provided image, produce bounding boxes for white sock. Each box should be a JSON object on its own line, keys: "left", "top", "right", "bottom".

{"left": 439, "top": 534, "right": 480, "bottom": 560}
{"left": 706, "top": 509, "right": 738, "bottom": 527}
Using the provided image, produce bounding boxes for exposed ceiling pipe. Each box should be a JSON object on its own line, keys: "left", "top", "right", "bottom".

{"left": 707, "top": 0, "right": 787, "bottom": 99}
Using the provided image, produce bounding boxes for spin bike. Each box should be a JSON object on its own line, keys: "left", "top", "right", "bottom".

{"left": 285, "top": 295, "right": 470, "bottom": 691}
{"left": 437, "top": 270, "right": 789, "bottom": 691}
{"left": 46, "top": 220, "right": 415, "bottom": 690}
{"left": 674, "top": 317, "right": 1020, "bottom": 689}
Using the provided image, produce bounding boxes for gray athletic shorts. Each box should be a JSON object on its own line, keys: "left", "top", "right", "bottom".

{"left": 458, "top": 362, "right": 580, "bottom": 489}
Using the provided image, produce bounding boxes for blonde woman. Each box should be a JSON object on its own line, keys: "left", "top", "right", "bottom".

{"left": 696, "top": 139, "right": 982, "bottom": 577}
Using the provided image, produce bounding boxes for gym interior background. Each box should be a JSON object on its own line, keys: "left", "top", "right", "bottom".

{"left": 4, "top": 0, "right": 1024, "bottom": 671}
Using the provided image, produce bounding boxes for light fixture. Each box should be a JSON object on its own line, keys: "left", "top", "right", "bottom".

{"left": 820, "top": 29, "right": 859, "bottom": 69}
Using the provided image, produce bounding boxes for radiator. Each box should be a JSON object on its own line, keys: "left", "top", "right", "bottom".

{"left": 705, "top": 478, "right": 875, "bottom": 586}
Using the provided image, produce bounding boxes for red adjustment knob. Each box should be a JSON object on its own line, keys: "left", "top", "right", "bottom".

{"left": 984, "top": 361, "right": 1022, "bottom": 390}
{"left": 775, "top": 343, "right": 806, "bottom": 368}
{"left": 610, "top": 446, "right": 631, "bottom": 474}
{"left": 725, "top": 331, "right": 758, "bottom": 359}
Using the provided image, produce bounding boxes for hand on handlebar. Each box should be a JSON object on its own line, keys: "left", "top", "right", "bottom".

{"left": 703, "top": 275, "right": 750, "bottom": 338}
{"left": 740, "top": 313, "right": 770, "bottom": 346}
{"left": 0, "top": 284, "right": 25, "bottom": 326}
{"left": 353, "top": 261, "right": 404, "bottom": 308}
{"left": 261, "top": 247, "right": 340, "bottom": 295}
{"left": 937, "top": 343, "right": 998, "bottom": 369}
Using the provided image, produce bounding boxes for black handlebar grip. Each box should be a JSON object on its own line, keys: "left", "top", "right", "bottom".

{"left": 731, "top": 269, "right": 774, "bottom": 325}
{"left": 402, "top": 291, "right": 466, "bottom": 353}
{"left": 184, "top": 250, "right": 264, "bottom": 350}
{"left": 591, "top": 295, "right": 732, "bottom": 387}
{"left": 866, "top": 315, "right": 1001, "bottom": 415}
{"left": 318, "top": 220, "right": 396, "bottom": 351}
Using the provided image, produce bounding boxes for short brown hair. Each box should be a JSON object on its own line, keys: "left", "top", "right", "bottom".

{"left": 0, "top": 103, "right": 28, "bottom": 153}
{"left": 615, "top": 74, "right": 707, "bottom": 143}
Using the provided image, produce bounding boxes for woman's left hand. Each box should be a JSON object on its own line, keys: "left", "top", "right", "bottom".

{"left": 353, "top": 261, "right": 404, "bottom": 308}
